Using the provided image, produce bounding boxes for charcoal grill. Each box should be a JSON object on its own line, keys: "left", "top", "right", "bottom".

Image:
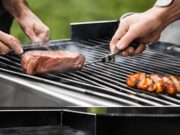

{"left": 0, "top": 20, "right": 180, "bottom": 106}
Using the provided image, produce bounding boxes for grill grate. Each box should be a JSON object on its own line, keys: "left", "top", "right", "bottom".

{"left": 0, "top": 39, "right": 180, "bottom": 106}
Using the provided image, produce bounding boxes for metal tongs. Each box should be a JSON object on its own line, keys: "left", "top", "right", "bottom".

{"left": 85, "top": 52, "right": 117, "bottom": 65}
{"left": 85, "top": 41, "right": 139, "bottom": 65}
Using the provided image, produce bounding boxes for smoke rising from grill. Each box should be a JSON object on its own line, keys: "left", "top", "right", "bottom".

{"left": 64, "top": 43, "right": 98, "bottom": 62}
{"left": 64, "top": 44, "right": 80, "bottom": 52}
{"left": 43, "top": 41, "right": 51, "bottom": 50}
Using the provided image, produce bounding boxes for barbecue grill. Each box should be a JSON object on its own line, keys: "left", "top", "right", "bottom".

{"left": 0, "top": 20, "right": 180, "bottom": 106}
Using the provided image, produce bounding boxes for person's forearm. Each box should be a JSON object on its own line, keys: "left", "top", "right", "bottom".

{"left": 148, "top": 0, "right": 180, "bottom": 30}
{"left": 2, "top": 0, "right": 30, "bottom": 19}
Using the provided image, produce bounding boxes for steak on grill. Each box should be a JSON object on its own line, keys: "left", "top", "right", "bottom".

{"left": 127, "top": 72, "right": 180, "bottom": 95}
{"left": 21, "top": 50, "right": 85, "bottom": 75}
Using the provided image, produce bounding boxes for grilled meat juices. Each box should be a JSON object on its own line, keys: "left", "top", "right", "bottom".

{"left": 127, "top": 72, "right": 180, "bottom": 95}
{"left": 21, "top": 50, "right": 85, "bottom": 75}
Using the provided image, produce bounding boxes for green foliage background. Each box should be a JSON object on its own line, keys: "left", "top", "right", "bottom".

{"left": 11, "top": 0, "right": 154, "bottom": 44}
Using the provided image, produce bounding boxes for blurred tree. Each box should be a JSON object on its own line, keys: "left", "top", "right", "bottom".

{"left": 11, "top": 0, "right": 154, "bottom": 44}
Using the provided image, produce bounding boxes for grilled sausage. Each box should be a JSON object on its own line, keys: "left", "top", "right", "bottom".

{"left": 127, "top": 72, "right": 180, "bottom": 95}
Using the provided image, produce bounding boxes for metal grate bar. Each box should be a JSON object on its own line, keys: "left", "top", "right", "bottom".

{"left": 0, "top": 57, "right": 164, "bottom": 106}
{"left": 0, "top": 39, "right": 180, "bottom": 106}
{"left": 82, "top": 65, "right": 178, "bottom": 105}
{"left": 0, "top": 55, "right": 148, "bottom": 106}
{"left": 0, "top": 67, "right": 143, "bottom": 106}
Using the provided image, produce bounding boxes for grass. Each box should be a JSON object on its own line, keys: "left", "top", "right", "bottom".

{"left": 11, "top": 0, "right": 154, "bottom": 44}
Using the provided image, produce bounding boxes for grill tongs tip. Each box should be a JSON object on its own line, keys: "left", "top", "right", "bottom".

{"left": 85, "top": 53, "right": 116, "bottom": 65}
{"left": 85, "top": 41, "right": 139, "bottom": 65}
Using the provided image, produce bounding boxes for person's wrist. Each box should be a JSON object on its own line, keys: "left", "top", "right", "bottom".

{"left": 2, "top": 0, "right": 30, "bottom": 19}
{"left": 2, "top": 0, "right": 19, "bottom": 9}
{"left": 16, "top": 9, "right": 33, "bottom": 22}
{"left": 148, "top": 7, "right": 169, "bottom": 30}
{"left": 151, "top": 0, "right": 180, "bottom": 28}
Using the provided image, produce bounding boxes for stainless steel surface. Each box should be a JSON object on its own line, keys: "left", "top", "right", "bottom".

{"left": 0, "top": 20, "right": 179, "bottom": 107}
{"left": 0, "top": 72, "right": 69, "bottom": 107}
{"left": 0, "top": 74, "right": 58, "bottom": 107}
{"left": 0, "top": 71, "right": 121, "bottom": 107}
{"left": 1, "top": 39, "right": 180, "bottom": 106}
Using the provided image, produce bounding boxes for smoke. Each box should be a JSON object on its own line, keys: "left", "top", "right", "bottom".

{"left": 30, "top": 41, "right": 52, "bottom": 51}
{"left": 43, "top": 41, "right": 52, "bottom": 50}
{"left": 159, "top": 20, "right": 180, "bottom": 45}
{"left": 64, "top": 44, "right": 81, "bottom": 52}
{"left": 64, "top": 44, "right": 98, "bottom": 61}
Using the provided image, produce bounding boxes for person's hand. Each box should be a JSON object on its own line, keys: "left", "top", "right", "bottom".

{"left": 110, "top": 8, "right": 166, "bottom": 57}
{"left": 17, "top": 10, "right": 50, "bottom": 44}
{"left": 0, "top": 31, "right": 23, "bottom": 54}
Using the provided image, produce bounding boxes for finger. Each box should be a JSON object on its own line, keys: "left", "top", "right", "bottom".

{"left": 121, "top": 51, "right": 129, "bottom": 57}
{"left": 110, "top": 21, "right": 128, "bottom": 53}
{"left": 24, "top": 29, "right": 42, "bottom": 44}
{"left": 38, "top": 27, "right": 50, "bottom": 43}
{"left": 120, "top": 47, "right": 135, "bottom": 57}
{"left": 39, "top": 33, "right": 49, "bottom": 43}
{"left": 0, "top": 31, "right": 23, "bottom": 54}
{"left": 0, "top": 41, "right": 9, "bottom": 55}
{"left": 116, "top": 29, "right": 139, "bottom": 51}
{"left": 139, "top": 37, "right": 149, "bottom": 45}
{"left": 134, "top": 43, "right": 146, "bottom": 55}
{"left": 127, "top": 47, "right": 135, "bottom": 56}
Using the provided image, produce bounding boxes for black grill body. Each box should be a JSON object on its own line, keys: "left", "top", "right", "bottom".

{"left": 97, "top": 113, "right": 180, "bottom": 135}
{"left": 0, "top": 20, "right": 180, "bottom": 106}
{"left": 0, "top": 109, "right": 95, "bottom": 135}
{"left": 0, "top": 108, "right": 180, "bottom": 135}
